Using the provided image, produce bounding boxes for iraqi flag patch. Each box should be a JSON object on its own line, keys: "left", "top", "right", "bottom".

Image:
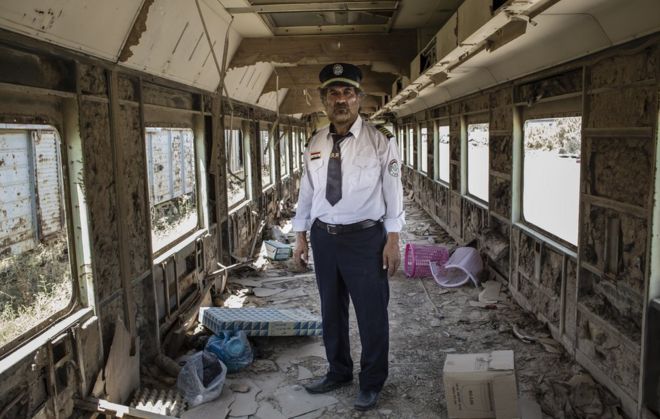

{"left": 310, "top": 151, "right": 321, "bottom": 160}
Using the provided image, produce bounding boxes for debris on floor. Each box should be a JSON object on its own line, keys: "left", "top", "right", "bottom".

{"left": 131, "top": 198, "right": 626, "bottom": 419}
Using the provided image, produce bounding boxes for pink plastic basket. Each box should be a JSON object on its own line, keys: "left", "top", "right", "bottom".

{"left": 404, "top": 243, "right": 449, "bottom": 278}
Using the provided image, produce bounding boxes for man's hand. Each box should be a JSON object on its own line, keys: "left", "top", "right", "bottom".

{"left": 382, "top": 232, "right": 401, "bottom": 276}
{"left": 293, "top": 232, "right": 309, "bottom": 269}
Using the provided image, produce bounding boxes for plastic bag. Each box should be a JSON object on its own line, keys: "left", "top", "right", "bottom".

{"left": 205, "top": 331, "right": 254, "bottom": 373}
{"left": 176, "top": 350, "right": 227, "bottom": 407}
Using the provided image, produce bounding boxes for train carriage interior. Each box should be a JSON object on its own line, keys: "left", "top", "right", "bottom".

{"left": 0, "top": 0, "right": 660, "bottom": 417}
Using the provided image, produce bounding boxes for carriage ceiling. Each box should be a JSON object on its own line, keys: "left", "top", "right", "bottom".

{"left": 0, "top": 0, "right": 658, "bottom": 117}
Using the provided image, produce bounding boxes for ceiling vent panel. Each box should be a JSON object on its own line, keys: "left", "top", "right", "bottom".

{"left": 0, "top": 0, "right": 143, "bottom": 61}
{"left": 121, "top": 0, "right": 241, "bottom": 92}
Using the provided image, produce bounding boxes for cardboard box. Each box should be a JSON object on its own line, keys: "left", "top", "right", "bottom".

{"left": 264, "top": 240, "right": 292, "bottom": 260}
{"left": 443, "top": 350, "right": 518, "bottom": 419}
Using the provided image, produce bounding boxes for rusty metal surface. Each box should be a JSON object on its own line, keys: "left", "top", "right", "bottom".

{"left": 146, "top": 128, "right": 196, "bottom": 205}
{"left": 0, "top": 129, "right": 34, "bottom": 254}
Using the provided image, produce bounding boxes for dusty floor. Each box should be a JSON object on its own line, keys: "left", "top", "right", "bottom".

{"left": 181, "top": 198, "right": 625, "bottom": 419}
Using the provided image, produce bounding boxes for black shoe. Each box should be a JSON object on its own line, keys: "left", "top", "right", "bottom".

{"left": 303, "top": 376, "right": 352, "bottom": 394}
{"left": 354, "top": 389, "right": 379, "bottom": 411}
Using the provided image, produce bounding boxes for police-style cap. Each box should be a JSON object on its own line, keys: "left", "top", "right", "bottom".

{"left": 319, "top": 63, "right": 362, "bottom": 89}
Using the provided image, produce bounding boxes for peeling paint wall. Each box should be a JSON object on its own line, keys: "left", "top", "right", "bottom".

{"left": 399, "top": 35, "right": 660, "bottom": 417}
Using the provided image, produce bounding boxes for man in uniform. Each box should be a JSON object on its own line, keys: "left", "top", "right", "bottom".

{"left": 292, "top": 63, "right": 405, "bottom": 411}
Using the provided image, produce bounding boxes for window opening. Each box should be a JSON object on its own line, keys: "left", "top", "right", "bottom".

{"left": 438, "top": 125, "right": 450, "bottom": 183}
{"left": 260, "top": 124, "right": 273, "bottom": 189}
{"left": 146, "top": 128, "right": 199, "bottom": 252}
{"left": 292, "top": 128, "right": 300, "bottom": 172}
{"left": 523, "top": 117, "right": 581, "bottom": 245}
{"left": 420, "top": 126, "right": 428, "bottom": 174}
{"left": 0, "top": 124, "right": 73, "bottom": 350}
{"left": 467, "top": 123, "right": 489, "bottom": 202}
{"left": 224, "top": 127, "right": 248, "bottom": 208}
{"left": 279, "top": 127, "right": 290, "bottom": 177}
{"left": 407, "top": 127, "right": 414, "bottom": 166}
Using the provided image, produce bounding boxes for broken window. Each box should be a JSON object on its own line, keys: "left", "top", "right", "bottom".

{"left": 279, "top": 126, "right": 290, "bottom": 178}
{"left": 407, "top": 127, "right": 414, "bottom": 166}
{"left": 260, "top": 123, "right": 274, "bottom": 189}
{"left": 398, "top": 127, "right": 404, "bottom": 161}
{"left": 467, "top": 123, "right": 489, "bottom": 202}
{"left": 292, "top": 128, "right": 301, "bottom": 172}
{"left": 438, "top": 124, "right": 450, "bottom": 183}
{"left": 146, "top": 128, "right": 199, "bottom": 252}
{"left": 420, "top": 125, "right": 428, "bottom": 174}
{"left": 523, "top": 117, "right": 582, "bottom": 245}
{"left": 0, "top": 124, "right": 73, "bottom": 350}
{"left": 224, "top": 125, "right": 249, "bottom": 208}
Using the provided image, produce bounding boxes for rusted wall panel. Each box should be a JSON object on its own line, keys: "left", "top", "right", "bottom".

{"left": 78, "top": 63, "right": 107, "bottom": 96}
{"left": 583, "top": 205, "right": 647, "bottom": 293}
{"left": 577, "top": 309, "right": 640, "bottom": 400}
{"left": 540, "top": 247, "right": 562, "bottom": 297}
{"left": 489, "top": 134, "right": 512, "bottom": 173}
{"left": 119, "top": 104, "right": 150, "bottom": 277}
{"left": 434, "top": 183, "right": 449, "bottom": 224}
{"left": 564, "top": 258, "right": 578, "bottom": 341}
{"left": 80, "top": 99, "right": 120, "bottom": 302}
{"left": 579, "top": 268, "right": 642, "bottom": 342}
{"left": 448, "top": 192, "right": 461, "bottom": 236}
{"left": 142, "top": 82, "right": 194, "bottom": 110}
{"left": 462, "top": 95, "right": 490, "bottom": 114}
{"left": 589, "top": 46, "right": 658, "bottom": 89}
{"left": 100, "top": 294, "right": 125, "bottom": 354}
{"left": 0, "top": 44, "right": 75, "bottom": 92}
{"left": 462, "top": 200, "right": 485, "bottom": 244}
{"left": 516, "top": 69, "right": 582, "bottom": 103}
{"left": 489, "top": 176, "right": 510, "bottom": 219}
{"left": 517, "top": 231, "right": 535, "bottom": 280}
{"left": 449, "top": 116, "right": 460, "bottom": 162}
{"left": 586, "top": 136, "right": 654, "bottom": 208}
{"left": 587, "top": 87, "right": 656, "bottom": 129}
{"left": 118, "top": 74, "right": 138, "bottom": 102}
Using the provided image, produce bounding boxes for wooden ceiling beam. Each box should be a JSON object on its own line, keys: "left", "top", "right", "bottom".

{"left": 228, "top": 31, "right": 416, "bottom": 77}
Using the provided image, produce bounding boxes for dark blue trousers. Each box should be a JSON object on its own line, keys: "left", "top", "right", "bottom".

{"left": 310, "top": 221, "right": 390, "bottom": 392}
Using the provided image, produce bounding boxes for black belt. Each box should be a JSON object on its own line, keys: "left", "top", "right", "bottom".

{"left": 313, "top": 219, "right": 380, "bottom": 235}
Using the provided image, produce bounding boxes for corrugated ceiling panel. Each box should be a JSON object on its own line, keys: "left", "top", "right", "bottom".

{"left": 0, "top": 0, "right": 143, "bottom": 61}
{"left": 225, "top": 63, "right": 273, "bottom": 104}
{"left": 122, "top": 0, "right": 241, "bottom": 92}
{"left": 257, "top": 88, "right": 289, "bottom": 111}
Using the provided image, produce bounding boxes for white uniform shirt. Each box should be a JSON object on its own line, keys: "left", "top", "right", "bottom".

{"left": 292, "top": 115, "right": 405, "bottom": 233}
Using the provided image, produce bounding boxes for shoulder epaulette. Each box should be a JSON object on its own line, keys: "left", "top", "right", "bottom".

{"left": 375, "top": 124, "right": 394, "bottom": 139}
{"left": 304, "top": 129, "right": 318, "bottom": 148}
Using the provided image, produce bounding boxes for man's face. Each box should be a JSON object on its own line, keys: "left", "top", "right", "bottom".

{"left": 323, "top": 86, "right": 361, "bottom": 125}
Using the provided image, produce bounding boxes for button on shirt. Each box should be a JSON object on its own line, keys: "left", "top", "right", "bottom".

{"left": 292, "top": 115, "right": 405, "bottom": 233}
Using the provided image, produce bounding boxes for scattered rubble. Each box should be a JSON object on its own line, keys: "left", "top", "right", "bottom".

{"left": 132, "top": 198, "right": 625, "bottom": 418}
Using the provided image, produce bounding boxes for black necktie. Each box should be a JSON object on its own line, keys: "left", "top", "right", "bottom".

{"left": 326, "top": 133, "right": 349, "bottom": 206}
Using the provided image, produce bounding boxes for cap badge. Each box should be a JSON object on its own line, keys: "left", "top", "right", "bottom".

{"left": 332, "top": 64, "right": 343, "bottom": 76}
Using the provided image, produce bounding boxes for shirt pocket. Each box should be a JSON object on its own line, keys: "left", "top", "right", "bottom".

{"left": 307, "top": 159, "right": 325, "bottom": 187}
{"left": 352, "top": 157, "right": 380, "bottom": 191}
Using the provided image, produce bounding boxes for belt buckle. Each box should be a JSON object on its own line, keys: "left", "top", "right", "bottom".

{"left": 327, "top": 224, "right": 338, "bottom": 235}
